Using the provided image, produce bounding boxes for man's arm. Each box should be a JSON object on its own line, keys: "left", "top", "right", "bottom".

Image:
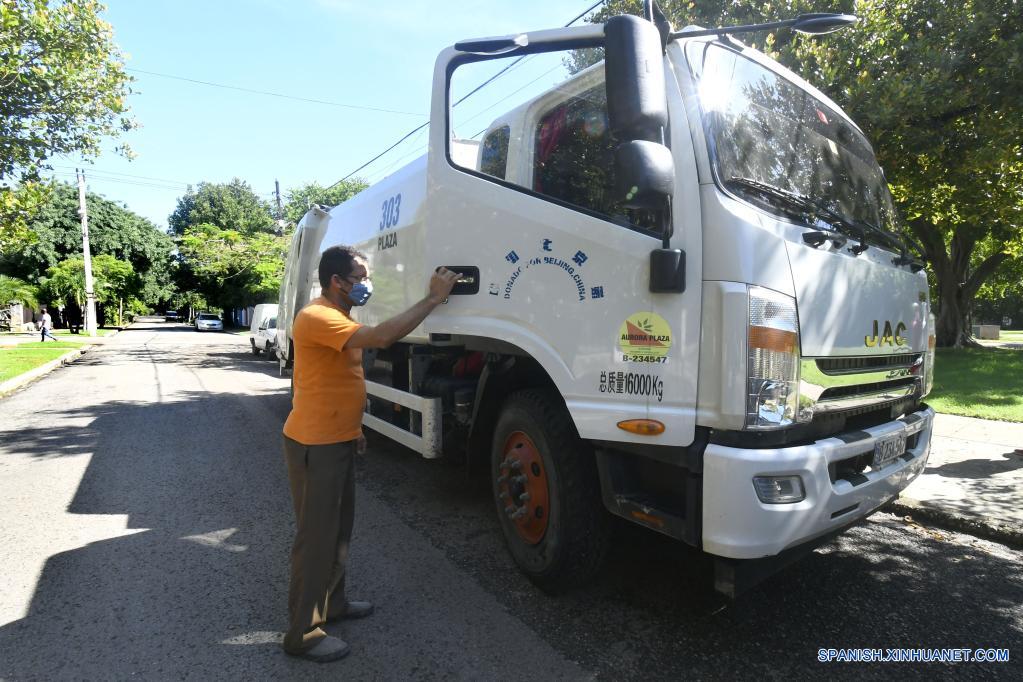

{"left": 346, "top": 268, "right": 459, "bottom": 350}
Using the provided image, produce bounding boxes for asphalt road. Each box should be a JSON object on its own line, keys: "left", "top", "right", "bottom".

{"left": 0, "top": 322, "right": 1020, "bottom": 680}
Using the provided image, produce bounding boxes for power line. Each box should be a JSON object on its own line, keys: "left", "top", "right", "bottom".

{"left": 327, "top": 0, "right": 607, "bottom": 189}
{"left": 50, "top": 164, "right": 192, "bottom": 187}
{"left": 125, "top": 68, "right": 428, "bottom": 117}
{"left": 47, "top": 170, "right": 188, "bottom": 192}
{"left": 333, "top": 121, "right": 431, "bottom": 187}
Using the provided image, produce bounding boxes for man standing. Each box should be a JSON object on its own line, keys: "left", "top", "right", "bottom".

{"left": 38, "top": 307, "right": 58, "bottom": 342}
{"left": 281, "top": 245, "right": 458, "bottom": 663}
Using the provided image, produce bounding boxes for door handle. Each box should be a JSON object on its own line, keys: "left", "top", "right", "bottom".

{"left": 438, "top": 266, "right": 479, "bottom": 295}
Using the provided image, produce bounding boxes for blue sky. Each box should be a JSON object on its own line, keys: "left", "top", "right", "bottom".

{"left": 49, "top": 0, "right": 604, "bottom": 229}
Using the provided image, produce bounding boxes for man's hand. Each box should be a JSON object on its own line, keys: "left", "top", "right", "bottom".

{"left": 428, "top": 267, "right": 460, "bottom": 304}
{"left": 356, "top": 434, "right": 367, "bottom": 454}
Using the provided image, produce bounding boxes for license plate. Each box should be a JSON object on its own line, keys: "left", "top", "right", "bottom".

{"left": 872, "top": 433, "right": 907, "bottom": 468}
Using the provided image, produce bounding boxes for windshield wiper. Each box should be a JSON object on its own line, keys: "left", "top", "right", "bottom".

{"left": 724, "top": 177, "right": 860, "bottom": 247}
{"left": 850, "top": 217, "right": 925, "bottom": 271}
{"left": 849, "top": 217, "right": 903, "bottom": 252}
{"left": 725, "top": 177, "right": 924, "bottom": 265}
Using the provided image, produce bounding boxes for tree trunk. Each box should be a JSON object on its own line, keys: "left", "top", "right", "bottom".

{"left": 908, "top": 219, "right": 1012, "bottom": 348}
{"left": 935, "top": 293, "right": 977, "bottom": 348}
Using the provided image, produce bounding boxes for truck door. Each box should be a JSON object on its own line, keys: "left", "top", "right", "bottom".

{"left": 424, "top": 32, "right": 702, "bottom": 447}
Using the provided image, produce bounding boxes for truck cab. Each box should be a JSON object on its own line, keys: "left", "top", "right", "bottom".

{"left": 280, "top": 10, "right": 935, "bottom": 596}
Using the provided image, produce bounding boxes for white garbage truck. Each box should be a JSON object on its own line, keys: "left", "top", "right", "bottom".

{"left": 278, "top": 7, "right": 936, "bottom": 595}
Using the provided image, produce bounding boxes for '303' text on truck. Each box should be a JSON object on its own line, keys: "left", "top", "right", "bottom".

{"left": 278, "top": 5, "right": 936, "bottom": 596}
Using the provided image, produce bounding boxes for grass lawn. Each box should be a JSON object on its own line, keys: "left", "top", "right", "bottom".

{"left": 0, "top": 341, "right": 85, "bottom": 384}
{"left": 998, "top": 330, "right": 1023, "bottom": 343}
{"left": 927, "top": 347, "right": 1023, "bottom": 422}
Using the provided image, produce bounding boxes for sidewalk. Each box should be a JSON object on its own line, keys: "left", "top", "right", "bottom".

{"left": 0, "top": 331, "right": 120, "bottom": 347}
{"left": 893, "top": 412, "right": 1023, "bottom": 547}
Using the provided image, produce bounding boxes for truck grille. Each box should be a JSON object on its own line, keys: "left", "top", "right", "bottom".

{"left": 817, "top": 377, "right": 918, "bottom": 402}
{"left": 816, "top": 353, "right": 921, "bottom": 375}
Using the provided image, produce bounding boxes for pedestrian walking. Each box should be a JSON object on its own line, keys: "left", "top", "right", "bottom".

{"left": 281, "top": 245, "right": 458, "bottom": 663}
{"left": 38, "top": 307, "right": 58, "bottom": 342}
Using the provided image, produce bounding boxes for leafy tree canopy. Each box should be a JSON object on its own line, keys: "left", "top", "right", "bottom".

{"left": 169, "top": 178, "right": 286, "bottom": 310}
{"left": 178, "top": 223, "right": 289, "bottom": 309}
{"left": 168, "top": 178, "right": 275, "bottom": 236}
{"left": 282, "top": 179, "right": 368, "bottom": 227}
{"left": 42, "top": 253, "right": 134, "bottom": 308}
{"left": 0, "top": 181, "right": 176, "bottom": 306}
{"left": 0, "top": 274, "right": 39, "bottom": 308}
{"left": 0, "top": 0, "right": 134, "bottom": 249}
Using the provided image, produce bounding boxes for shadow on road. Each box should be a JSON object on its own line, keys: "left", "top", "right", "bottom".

{"left": 926, "top": 452, "right": 1023, "bottom": 479}
{"left": 0, "top": 381, "right": 300, "bottom": 678}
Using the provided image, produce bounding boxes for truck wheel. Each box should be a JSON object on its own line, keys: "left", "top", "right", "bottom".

{"left": 491, "top": 389, "right": 609, "bottom": 593}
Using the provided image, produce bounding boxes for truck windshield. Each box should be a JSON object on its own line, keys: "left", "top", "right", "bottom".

{"left": 686, "top": 42, "right": 901, "bottom": 247}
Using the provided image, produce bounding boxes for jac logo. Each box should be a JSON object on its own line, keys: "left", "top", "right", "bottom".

{"left": 865, "top": 320, "right": 908, "bottom": 347}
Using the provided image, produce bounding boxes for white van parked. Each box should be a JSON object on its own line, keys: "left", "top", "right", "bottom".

{"left": 248, "top": 303, "right": 279, "bottom": 356}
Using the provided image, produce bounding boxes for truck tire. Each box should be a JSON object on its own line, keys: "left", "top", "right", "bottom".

{"left": 491, "top": 389, "right": 609, "bottom": 593}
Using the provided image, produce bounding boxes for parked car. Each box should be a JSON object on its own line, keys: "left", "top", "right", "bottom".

{"left": 164, "top": 310, "right": 180, "bottom": 322}
{"left": 248, "top": 303, "right": 279, "bottom": 356}
{"left": 250, "top": 316, "right": 277, "bottom": 356}
{"left": 194, "top": 313, "right": 223, "bottom": 332}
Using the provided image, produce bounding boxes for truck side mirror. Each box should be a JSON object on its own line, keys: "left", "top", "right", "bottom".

{"left": 605, "top": 13, "right": 675, "bottom": 211}
{"left": 615, "top": 140, "right": 673, "bottom": 210}
{"left": 605, "top": 15, "right": 668, "bottom": 143}
{"left": 606, "top": 14, "right": 683, "bottom": 294}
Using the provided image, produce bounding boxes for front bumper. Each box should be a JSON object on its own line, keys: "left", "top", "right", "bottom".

{"left": 702, "top": 406, "right": 933, "bottom": 559}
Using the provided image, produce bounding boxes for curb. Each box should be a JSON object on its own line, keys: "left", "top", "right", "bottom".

{"left": 890, "top": 497, "right": 1023, "bottom": 549}
{"left": 0, "top": 345, "right": 90, "bottom": 398}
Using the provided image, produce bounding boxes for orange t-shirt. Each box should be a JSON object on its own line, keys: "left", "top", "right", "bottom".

{"left": 282, "top": 296, "right": 366, "bottom": 445}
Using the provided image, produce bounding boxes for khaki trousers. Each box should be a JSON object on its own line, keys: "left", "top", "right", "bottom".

{"left": 282, "top": 436, "right": 356, "bottom": 654}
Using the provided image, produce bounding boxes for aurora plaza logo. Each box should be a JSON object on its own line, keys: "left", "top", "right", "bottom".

{"left": 617, "top": 312, "right": 673, "bottom": 364}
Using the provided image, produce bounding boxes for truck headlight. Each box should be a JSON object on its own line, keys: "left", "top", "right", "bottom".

{"left": 746, "top": 287, "right": 804, "bottom": 430}
{"left": 922, "top": 313, "right": 936, "bottom": 398}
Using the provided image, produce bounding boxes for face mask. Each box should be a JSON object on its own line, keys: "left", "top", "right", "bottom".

{"left": 349, "top": 280, "right": 373, "bottom": 306}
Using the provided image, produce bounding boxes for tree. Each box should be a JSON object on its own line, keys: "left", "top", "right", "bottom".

{"left": 170, "top": 179, "right": 287, "bottom": 311}
{"left": 178, "top": 223, "right": 289, "bottom": 308}
{"left": 0, "top": 182, "right": 47, "bottom": 253}
{"left": 282, "top": 179, "right": 367, "bottom": 227}
{"left": 42, "top": 254, "right": 136, "bottom": 325}
{"left": 168, "top": 179, "right": 275, "bottom": 237}
{"left": 0, "top": 0, "right": 134, "bottom": 249}
{"left": 0, "top": 181, "right": 176, "bottom": 308}
{"left": 0, "top": 274, "right": 39, "bottom": 307}
{"left": 587, "top": 0, "right": 1023, "bottom": 347}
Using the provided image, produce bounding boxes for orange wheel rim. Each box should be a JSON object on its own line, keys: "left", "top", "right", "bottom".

{"left": 497, "top": 431, "right": 550, "bottom": 545}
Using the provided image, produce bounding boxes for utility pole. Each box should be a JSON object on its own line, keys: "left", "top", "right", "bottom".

{"left": 76, "top": 169, "right": 98, "bottom": 337}
{"left": 274, "top": 179, "right": 284, "bottom": 235}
